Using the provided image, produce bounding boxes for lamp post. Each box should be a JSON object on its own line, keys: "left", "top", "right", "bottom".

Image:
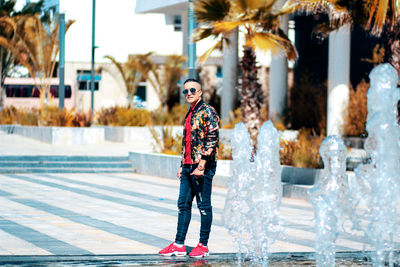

{"left": 59, "top": 13, "right": 65, "bottom": 110}
{"left": 188, "top": 0, "right": 197, "bottom": 79}
{"left": 90, "top": 0, "right": 96, "bottom": 119}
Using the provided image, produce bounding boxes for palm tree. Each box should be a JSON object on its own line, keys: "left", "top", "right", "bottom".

{"left": 145, "top": 54, "right": 187, "bottom": 112}
{"left": 0, "top": 13, "right": 74, "bottom": 109}
{"left": 193, "top": 0, "right": 297, "bottom": 149}
{"left": 0, "top": 0, "right": 46, "bottom": 110}
{"left": 105, "top": 53, "right": 153, "bottom": 108}
{"left": 284, "top": 0, "right": 400, "bottom": 81}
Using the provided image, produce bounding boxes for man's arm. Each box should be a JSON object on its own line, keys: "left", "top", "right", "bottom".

{"left": 201, "top": 107, "right": 220, "bottom": 161}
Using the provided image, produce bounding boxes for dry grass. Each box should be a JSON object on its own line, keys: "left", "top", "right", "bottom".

{"left": 39, "top": 106, "right": 75, "bottom": 127}
{"left": 0, "top": 106, "right": 39, "bottom": 125}
{"left": 280, "top": 128, "right": 324, "bottom": 168}
{"left": 149, "top": 125, "right": 182, "bottom": 155}
{"left": 95, "top": 106, "right": 151, "bottom": 126}
{"left": 151, "top": 104, "right": 188, "bottom": 126}
{"left": 344, "top": 79, "right": 368, "bottom": 137}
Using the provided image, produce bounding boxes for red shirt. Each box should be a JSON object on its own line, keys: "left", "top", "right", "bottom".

{"left": 184, "top": 107, "right": 194, "bottom": 164}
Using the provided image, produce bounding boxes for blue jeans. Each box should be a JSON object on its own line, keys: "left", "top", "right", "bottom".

{"left": 175, "top": 162, "right": 216, "bottom": 246}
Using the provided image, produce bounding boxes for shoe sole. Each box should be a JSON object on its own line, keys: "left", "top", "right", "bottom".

{"left": 189, "top": 252, "right": 209, "bottom": 258}
{"left": 159, "top": 251, "right": 187, "bottom": 257}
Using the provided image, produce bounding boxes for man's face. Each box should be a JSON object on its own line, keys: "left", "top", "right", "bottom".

{"left": 184, "top": 81, "right": 202, "bottom": 106}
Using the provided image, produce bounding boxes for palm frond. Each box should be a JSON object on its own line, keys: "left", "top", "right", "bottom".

{"left": 367, "top": 0, "right": 389, "bottom": 35}
{"left": 105, "top": 55, "right": 128, "bottom": 88}
{"left": 198, "top": 39, "right": 223, "bottom": 62}
{"left": 248, "top": 32, "right": 297, "bottom": 60}
{"left": 236, "top": 0, "right": 274, "bottom": 12}
{"left": 194, "top": 0, "right": 231, "bottom": 23}
{"left": 213, "top": 21, "right": 243, "bottom": 33}
{"left": 192, "top": 27, "right": 215, "bottom": 42}
{"left": 0, "top": 16, "right": 16, "bottom": 35}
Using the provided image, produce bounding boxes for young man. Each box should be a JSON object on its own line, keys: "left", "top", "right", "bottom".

{"left": 158, "top": 78, "right": 220, "bottom": 258}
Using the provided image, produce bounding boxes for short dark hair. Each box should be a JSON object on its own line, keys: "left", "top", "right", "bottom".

{"left": 183, "top": 78, "right": 201, "bottom": 87}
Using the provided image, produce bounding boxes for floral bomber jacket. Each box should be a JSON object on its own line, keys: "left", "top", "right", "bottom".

{"left": 181, "top": 99, "right": 220, "bottom": 165}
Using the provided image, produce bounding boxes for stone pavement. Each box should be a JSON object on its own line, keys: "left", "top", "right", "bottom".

{"left": 0, "top": 130, "right": 394, "bottom": 262}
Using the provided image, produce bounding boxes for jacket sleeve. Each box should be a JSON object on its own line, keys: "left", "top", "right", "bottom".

{"left": 201, "top": 107, "right": 220, "bottom": 161}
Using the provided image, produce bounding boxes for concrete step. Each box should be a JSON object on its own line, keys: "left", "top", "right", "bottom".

{"left": 0, "top": 155, "right": 134, "bottom": 173}
{"left": 0, "top": 167, "right": 135, "bottom": 174}
{"left": 0, "top": 155, "right": 130, "bottom": 162}
{"left": 0, "top": 162, "right": 133, "bottom": 168}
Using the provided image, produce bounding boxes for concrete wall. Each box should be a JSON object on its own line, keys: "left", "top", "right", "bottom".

{"left": 129, "top": 151, "right": 319, "bottom": 189}
{"left": 0, "top": 125, "right": 104, "bottom": 145}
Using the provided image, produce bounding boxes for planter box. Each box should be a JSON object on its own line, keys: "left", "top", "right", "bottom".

{"left": 129, "top": 151, "right": 231, "bottom": 187}
{"left": 129, "top": 151, "right": 319, "bottom": 190}
{"left": 343, "top": 137, "right": 366, "bottom": 149}
{"left": 103, "top": 126, "right": 183, "bottom": 143}
{"left": 0, "top": 125, "right": 104, "bottom": 145}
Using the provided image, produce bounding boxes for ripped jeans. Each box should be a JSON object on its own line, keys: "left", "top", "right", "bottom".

{"left": 175, "top": 162, "right": 216, "bottom": 246}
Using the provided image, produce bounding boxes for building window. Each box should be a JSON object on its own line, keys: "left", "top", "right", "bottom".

{"left": 5, "top": 84, "right": 71, "bottom": 98}
{"left": 136, "top": 83, "right": 146, "bottom": 102}
{"left": 216, "top": 66, "right": 222, "bottom": 78}
{"left": 76, "top": 70, "right": 101, "bottom": 91}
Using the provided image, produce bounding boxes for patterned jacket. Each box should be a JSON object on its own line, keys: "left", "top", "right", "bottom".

{"left": 181, "top": 99, "right": 220, "bottom": 165}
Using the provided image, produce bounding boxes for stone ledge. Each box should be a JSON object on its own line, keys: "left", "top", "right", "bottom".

{"left": 129, "top": 151, "right": 319, "bottom": 197}
{"left": 0, "top": 125, "right": 104, "bottom": 145}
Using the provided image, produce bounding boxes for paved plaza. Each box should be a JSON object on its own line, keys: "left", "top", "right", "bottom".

{"left": 0, "top": 130, "right": 395, "bottom": 265}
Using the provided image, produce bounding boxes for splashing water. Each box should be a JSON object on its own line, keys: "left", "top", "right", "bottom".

{"left": 351, "top": 63, "right": 400, "bottom": 267}
{"left": 309, "top": 135, "right": 353, "bottom": 267}
{"left": 224, "top": 121, "right": 282, "bottom": 266}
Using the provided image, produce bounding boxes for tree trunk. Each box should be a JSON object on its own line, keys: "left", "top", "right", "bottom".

{"left": 240, "top": 46, "right": 263, "bottom": 152}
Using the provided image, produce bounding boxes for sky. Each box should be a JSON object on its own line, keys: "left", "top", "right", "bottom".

{"left": 14, "top": 0, "right": 280, "bottom": 65}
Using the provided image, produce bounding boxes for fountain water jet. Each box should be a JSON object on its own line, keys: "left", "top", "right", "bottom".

{"left": 351, "top": 63, "right": 400, "bottom": 267}
{"left": 309, "top": 135, "right": 353, "bottom": 267}
{"left": 224, "top": 121, "right": 282, "bottom": 266}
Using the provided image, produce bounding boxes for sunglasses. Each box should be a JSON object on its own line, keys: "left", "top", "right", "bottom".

{"left": 183, "top": 88, "right": 197, "bottom": 95}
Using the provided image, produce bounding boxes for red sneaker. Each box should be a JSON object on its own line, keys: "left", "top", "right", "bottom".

{"left": 158, "top": 242, "right": 186, "bottom": 257}
{"left": 189, "top": 243, "right": 209, "bottom": 258}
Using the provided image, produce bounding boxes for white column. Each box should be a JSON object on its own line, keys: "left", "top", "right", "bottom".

{"left": 221, "top": 28, "right": 238, "bottom": 122}
{"left": 268, "top": 15, "right": 288, "bottom": 119}
{"left": 327, "top": 24, "right": 351, "bottom": 136}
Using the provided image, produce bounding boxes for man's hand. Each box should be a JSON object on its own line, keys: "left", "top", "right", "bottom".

{"left": 177, "top": 167, "right": 182, "bottom": 179}
{"left": 191, "top": 167, "right": 204, "bottom": 178}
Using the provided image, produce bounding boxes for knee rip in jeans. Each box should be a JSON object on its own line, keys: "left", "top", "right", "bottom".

{"left": 200, "top": 209, "right": 207, "bottom": 216}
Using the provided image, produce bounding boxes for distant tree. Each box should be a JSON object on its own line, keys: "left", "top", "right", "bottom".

{"left": 1, "top": 13, "right": 74, "bottom": 109}
{"left": 145, "top": 54, "right": 186, "bottom": 112}
{"left": 105, "top": 53, "right": 153, "bottom": 108}
{"left": 0, "top": 0, "right": 47, "bottom": 110}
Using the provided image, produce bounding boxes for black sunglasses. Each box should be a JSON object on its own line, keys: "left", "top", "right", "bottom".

{"left": 183, "top": 88, "right": 197, "bottom": 95}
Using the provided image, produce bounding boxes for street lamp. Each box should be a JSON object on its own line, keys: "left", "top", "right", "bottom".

{"left": 188, "top": 0, "right": 197, "bottom": 79}
{"left": 90, "top": 0, "right": 96, "bottom": 120}
{"left": 59, "top": 13, "right": 65, "bottom": 110}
